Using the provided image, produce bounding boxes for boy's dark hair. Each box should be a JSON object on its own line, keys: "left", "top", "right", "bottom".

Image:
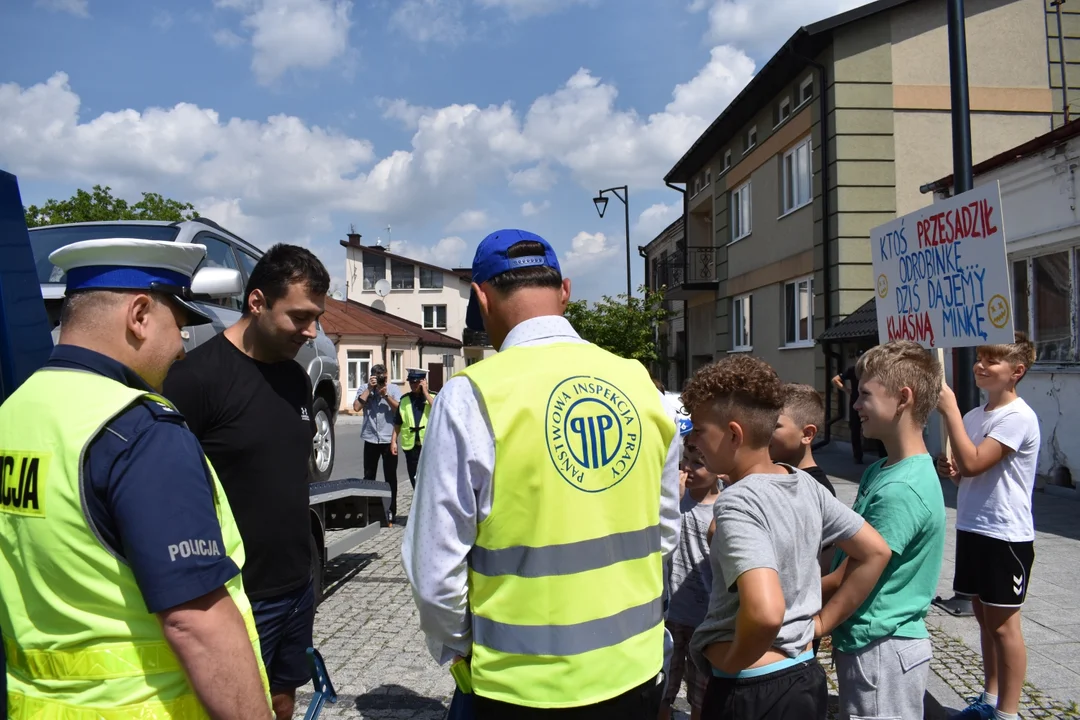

{"left": 243, "top": 244, "right": 330, "bottom": 316}
{"left": 485, "top": 241, "right": 562, "bottom": 294}
{"left": 856, "top": 341, "right": 942, "bottom": 426}
{"left": 977, "top": 331, "right": 1037, "bottom": 381}
{"left": 681, "top": 355, "right": 783, "bottom": 448}
{"left": 781, "top": 383, "right": 824, "bottom": 432}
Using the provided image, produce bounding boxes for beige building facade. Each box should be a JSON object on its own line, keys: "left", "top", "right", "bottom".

{"left": 661, "top": 0, "right": 1056, "bottom": 409}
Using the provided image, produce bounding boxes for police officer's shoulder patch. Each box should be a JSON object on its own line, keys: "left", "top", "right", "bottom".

{"left": 544, "top": 375, "right": 642, "bottom": 494}
{"left": 140, "top": 394, "right": 187, "bottom": 425}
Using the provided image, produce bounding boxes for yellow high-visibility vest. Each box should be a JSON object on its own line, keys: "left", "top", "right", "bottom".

{"left": 398, "top": 393, "right": 434, "bottom": 451}
{"left": 459, "top": 342, "right": 674, "bottom": 709}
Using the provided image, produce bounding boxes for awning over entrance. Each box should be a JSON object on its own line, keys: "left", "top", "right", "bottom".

{"left": 817, "top": 298, "right": 878, "bottom": 343}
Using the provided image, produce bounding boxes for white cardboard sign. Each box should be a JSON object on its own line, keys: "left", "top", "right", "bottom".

{"left": 870, "top": 181, "right": 1014, "bottom": 349}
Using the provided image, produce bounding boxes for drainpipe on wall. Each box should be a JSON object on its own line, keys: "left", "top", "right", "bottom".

{"left": 791, "top": 50, "right": 836, "bottom": 448}
{"left": 1054, "top": 0, "right": 1070, "bottom": 125}
{"left": 382, "top": 335, "right": 389, "bottom": 369}
{"left": 666, "top": 180, "right": 689, "bottom": 387}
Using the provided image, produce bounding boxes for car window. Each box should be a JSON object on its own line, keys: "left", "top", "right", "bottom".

{"left": 236, "top": 248, "right": 260, "bottom": 279}
{"left": 193, "top": 233, "right": 243, "bottom": 311}
{"left": 29, "top": 224, "right": 180, "bottom": 284}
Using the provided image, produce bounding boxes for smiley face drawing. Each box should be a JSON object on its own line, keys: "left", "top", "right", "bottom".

{"left": 877, "top": 274, "right": 889, "bottom": 299}
{"left": 988, "top": 294, "right": 1010, "bottom": 329}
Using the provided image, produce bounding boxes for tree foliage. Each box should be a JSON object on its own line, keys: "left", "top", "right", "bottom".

{"left": 24, "top": 185, "right": 199, "bottom": 227}
{"left": 565, "top": 286, "right": 670, "bottom": 365}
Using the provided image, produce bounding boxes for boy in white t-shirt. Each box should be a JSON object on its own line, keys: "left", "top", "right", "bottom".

{"left": 937, "top": 333, "right": 1041, "bottom": 720}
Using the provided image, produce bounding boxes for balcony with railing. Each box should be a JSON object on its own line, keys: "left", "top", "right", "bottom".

{"left": 463, "top": 327, "right": 491, "bottom": 348}
{"left": 655, "top": 246, "right": 721, "bottom": 301}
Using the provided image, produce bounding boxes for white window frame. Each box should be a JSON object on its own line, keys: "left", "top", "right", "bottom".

{"left": 389, "top": 350, "right": 404, "bottom": 382}
{"left": 744, "top": 125, "right": 757, "bottom": 154}
{"left": 705, "top": 168, "right": 712, "bottom": 187}
{"left": 731, "top": 294, "right": 752, "bottom": 352}
{"left": 423, "top": 304, "right": 448, "bottom": 330}
{"left": 781, "top": 137, "right": 813, "bottom": 215}
{"left": 1010, "top": 247, "right": 1079, "bottom": 365}
{"left": 723, "top": 149, "right": 732, "bottom": 172}
{"left": 799, "top": 76, "right": 814, "bottom": 107}
{"left": 783, "top": 276, "right": 814, "bottom": 347}
{"left": 730, "top": 181, "right": 752, "bottom": 243}
{"left": 776, "top": 96, "right": 791, "bottom": 127}
{"left": 346, "top": 350, "right": 371, "bottom": 399}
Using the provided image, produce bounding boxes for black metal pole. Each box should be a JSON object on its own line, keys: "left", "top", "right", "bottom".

{"left": 623, "top": 187, "right": 632, "bottom": 301}
{"left": 947, "top": 0, "right": 979, "bottom": 414}
{"left": 1054, "top": 0, "right": 1070, "bottom": 124}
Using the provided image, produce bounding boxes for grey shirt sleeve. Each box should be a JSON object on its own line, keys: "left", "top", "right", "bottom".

{"left": 714, "top": 498, "right": 777, "bottom": 592}
{"left": 819, "top": 487, "right": 866, "bottom": 548}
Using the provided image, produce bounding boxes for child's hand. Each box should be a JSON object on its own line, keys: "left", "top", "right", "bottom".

{"left": 938, "top": 382, "right": 957, "bottom": 412}
{"left": 936, "top": 454, "right": 959, "bottom": 482}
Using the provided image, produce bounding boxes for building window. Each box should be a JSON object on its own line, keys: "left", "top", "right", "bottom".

{"left": 443, "top": 353, "right": 456, "bottom": 372}
{"left": 362, "top": 252, "right": 386, "bottom": 290}
{"left": 723, "top": 150, "right": 731, "bottom": 171}
{"left": 799, "top": 76, "right": 814, "bottom": 106}
{"left": 423, "top": 304, "right": 448, "bottom": 330}
{"left": 389, "top": 350, "right": 404, "bottom": 382}
{"left": 785, "top": 276, "right": 813, "bottom": 346}
{"left": 693, "top": 175, "right": 703, "bottom": 196}
{"left": 705, "top": 168, "right": 712, "bottom": 186}
{"left": 1012, "top": 250, "right": 1075, "bottom": 363}
{"left": 776, "top": 96, "right": 791, "bottom": 126}
{"left": 419, "top": 266, "right": 444, "bottom": 289}
{"left": 782, "top": 137, "right": 813, "bottom": 214}
{"left": 732, "top": 294, "right": 752, "bottom": 351}
{"left": 745, "top": 125, "right": 757, "bottom": 153}
{"left": 391, "top": 259, "right": 415, "bottom": 289}
{"left": 465, "top": 356, "right": 479, "bottom": 367}
{"left": 346, "top": 350, "right": 371, "bottom": 397}
{"left": 730, "top": 182, "right": 752, "bottom": 242}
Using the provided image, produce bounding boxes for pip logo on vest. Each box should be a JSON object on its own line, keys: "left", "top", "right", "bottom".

{"left": 545, "top": 376, "right": 641, "bottom": 493}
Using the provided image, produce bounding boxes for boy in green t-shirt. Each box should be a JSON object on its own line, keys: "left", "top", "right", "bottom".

{"left": 824, "top": 341, "right": 948, "bottom": 720}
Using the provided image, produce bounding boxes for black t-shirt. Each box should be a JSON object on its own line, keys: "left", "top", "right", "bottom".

{"left": 802, "top": 465, "right": 837, "bottom": 497}
{"left": 163, "top": 333, "right": 315, "bottom": 600}
{"left": 842, "top": 366, "right": 859, "bottom": 410}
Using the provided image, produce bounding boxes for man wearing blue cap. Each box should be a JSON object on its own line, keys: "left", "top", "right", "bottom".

{"left": 0, "top": 239, "right": 271, "bottom": 718}
{"left": 402, "top": 229, "right": 683, "bottom": 718}
{"left": 392, "top": 368, "right": 435, "bottom": 491}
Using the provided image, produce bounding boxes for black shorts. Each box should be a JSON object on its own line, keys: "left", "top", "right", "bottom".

{"left": 954, "top": 529, "right": 1035, "bottom": 608}
{"left": 251, "top": 579, "right": 316, "bottom": 691}
{"left": 701, "top": 659, "right": 827, "bottom": 720}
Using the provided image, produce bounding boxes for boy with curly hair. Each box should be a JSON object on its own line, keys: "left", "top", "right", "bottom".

{"left": 684, "top": 355, "right": 891, "bottom": 720}
{"left": 826, "top": 341, "right": 947, "bottom": 720}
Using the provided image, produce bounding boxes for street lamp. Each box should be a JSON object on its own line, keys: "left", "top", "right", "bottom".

{"left": 592, "top": 185, "right": 631, "bottom": 300}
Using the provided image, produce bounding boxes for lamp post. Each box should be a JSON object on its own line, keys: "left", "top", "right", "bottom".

{"left": 592, "top": 185, "right": 632, "bottom": 300}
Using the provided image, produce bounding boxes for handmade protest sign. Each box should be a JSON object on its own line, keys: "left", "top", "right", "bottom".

{"left": 871, "top": 181, "right": 1014, "bottom": 349}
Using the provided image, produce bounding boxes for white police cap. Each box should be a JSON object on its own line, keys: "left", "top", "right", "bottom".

{"left": 49, "top": 238, "right": 214, "bottom": 326}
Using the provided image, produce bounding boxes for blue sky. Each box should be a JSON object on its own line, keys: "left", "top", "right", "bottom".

{"left": 0, "top": 0, "right": 869, "bottom": 299}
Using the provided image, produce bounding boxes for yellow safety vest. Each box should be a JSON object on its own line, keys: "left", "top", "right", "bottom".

{"left": 398, "top": 392, "right": 434, "bottom": 451}
{"left": 459, "top": 342, "right": 674, "bottom": 709}
{"left": 0, "top": 368, "right": 270, "bottom": 718}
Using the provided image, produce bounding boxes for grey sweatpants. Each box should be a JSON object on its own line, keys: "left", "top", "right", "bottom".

{"left": 835, "top": 635, "right": 933, "bottom": 720}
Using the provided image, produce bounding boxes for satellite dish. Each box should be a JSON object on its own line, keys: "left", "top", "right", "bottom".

{"left": 331, "top": 290, "right": 344, "bottom": 301}
{"left": 374, "top": 279, "right": 391, "bottom": 297}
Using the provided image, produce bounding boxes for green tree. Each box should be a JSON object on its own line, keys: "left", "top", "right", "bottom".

{"left": 565, "top": 286, "right": 670, "bottom": 365}
{"left": 24, "top": 185, "right": 199, "bottom": 227}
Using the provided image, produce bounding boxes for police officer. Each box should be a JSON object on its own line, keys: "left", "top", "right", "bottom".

{"left": 391, "top": 368, "right": 435, "bottom": 490}
{"left": 0, "top": 239, "right": 272, "bottom": 718}
{"left": 402, "top": 230, "right": 682, "bottom": 718}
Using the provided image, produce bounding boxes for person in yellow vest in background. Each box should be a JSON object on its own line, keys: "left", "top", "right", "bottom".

{"left": 0, "top": 239, "right": 272, "bottom": 719}
{"left": 402, "top": 229, "right": 683, "bottom": 719}
{"left": 391, "top": 367, "right": 435, "bottom": 490}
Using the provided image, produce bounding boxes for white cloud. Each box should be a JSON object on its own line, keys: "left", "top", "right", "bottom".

{"left": 634, "top": 202, "right": 681, "bottom": 243}
{"left": 563, "top": 231, "right": 618, "bottom": 275}
{"left": 699, "top": 0, "right": 873, "bottom": 54}
{"left": 389, "top": 236, "right": 470, "bottom": 268}
{"left": 34, "top": 0, "right": 89, "bottom": 17}
{"left": 445, "top": 209, "right": 490, "bottom": 233}
{"left": 508, "top": 163, "right": 557, "bottom": 194}
{"left": 379, "top": 98, "right": 436, "bottom": 130}
{"left": 391, "top": 0, "right": 467, "bottom": 44}
{"left": 214, "top": 28, "right": 246, "bottom": 47}
{"left": 521, "top": 200, "right": 550, "bottom": 217}
{"left": 216, "top": 0, "right": 354, "bottom": 85}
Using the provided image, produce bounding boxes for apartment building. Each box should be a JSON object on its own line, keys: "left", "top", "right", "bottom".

{"left": 641, "top": 216, "right": 688, "bottom": 391}
{"left": 660, "top": 0, "right": 1057, "bottom": 404}
{"left": 341, "top": 231, "right": 494, "bottom": 376}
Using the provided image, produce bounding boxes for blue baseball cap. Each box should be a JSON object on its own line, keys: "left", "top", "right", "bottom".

{"left": 465, "top": 229, "right": 561, "bottom": 332}
{"left": 677, "top": 416, "right": 693, "bottom": 437}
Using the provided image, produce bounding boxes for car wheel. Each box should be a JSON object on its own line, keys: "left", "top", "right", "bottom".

{"left": 310, "top": 531, "right": 323, "bottom": 607}
{"left": 310, "top": 397, "right": 335, "bottom": 483}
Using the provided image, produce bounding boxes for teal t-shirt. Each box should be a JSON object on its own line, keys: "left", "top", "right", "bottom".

{"left": 831, "top": 454, "right": 947, "bottom": 653}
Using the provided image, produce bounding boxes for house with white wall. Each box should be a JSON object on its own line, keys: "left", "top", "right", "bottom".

{"left": 923, "top": 119, "right": 1080, "bottom": 491}
{"left": 340, "top": 231, "right": 494, "bottom": 372}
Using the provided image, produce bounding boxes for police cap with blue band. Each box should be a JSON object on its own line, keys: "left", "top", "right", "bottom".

{"left": 49, "top": 238, "right": 215, "bottom": 326}
{"left": 465, "top": 229, "right": 562, "bottom": 332}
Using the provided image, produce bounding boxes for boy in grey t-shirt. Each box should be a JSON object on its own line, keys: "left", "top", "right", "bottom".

{"left": 682, "top": 356, "right": 891, "bottom": 720}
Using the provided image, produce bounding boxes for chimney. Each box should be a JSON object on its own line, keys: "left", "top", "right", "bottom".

{"left": 346, "top": 223, "right": 361, "bottom": 247}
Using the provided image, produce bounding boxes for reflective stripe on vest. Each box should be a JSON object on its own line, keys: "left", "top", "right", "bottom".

{"left": 459, "top": 343, "right": 675, "bottom": 709}
{"left": 0, "top": 369, "right": 270, "bottom": 714}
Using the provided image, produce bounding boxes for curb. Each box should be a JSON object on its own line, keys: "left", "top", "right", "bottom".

{"left": 925, "top": 670, "right": 966, "bottom": 719}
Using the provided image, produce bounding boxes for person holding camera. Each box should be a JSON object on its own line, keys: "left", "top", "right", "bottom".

{"left": 353, "top": 364, "right": 402, "bottom": 523}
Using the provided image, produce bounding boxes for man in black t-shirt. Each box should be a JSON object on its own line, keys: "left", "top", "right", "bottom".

{"left": 164, "top": 244, "right": 330, "bottom": 720}
{"left": 831, "top": 350, "right": 885, "bottom": 464}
